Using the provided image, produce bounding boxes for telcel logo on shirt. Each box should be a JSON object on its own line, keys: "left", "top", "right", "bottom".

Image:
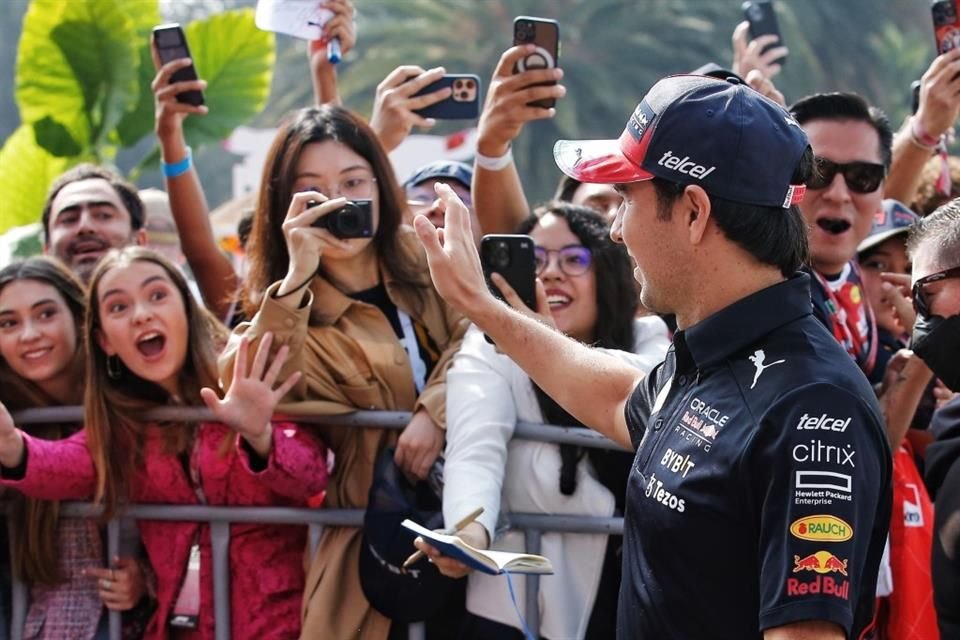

{"left": 789, "top": 515, "right": 853, "bottom": 542}
{"left": 795, "top": 413, "right": 851, "bottom": 432}
{"left": 657, "top": 150, "right": 716, "bottom": 179}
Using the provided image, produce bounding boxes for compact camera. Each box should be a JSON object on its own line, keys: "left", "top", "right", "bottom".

{"left": 309, "top": 199, "right": 374, "bottom": 239}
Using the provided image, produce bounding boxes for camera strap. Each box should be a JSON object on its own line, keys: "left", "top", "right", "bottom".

{"left": 397, "top": 310, "right": 427, "bottom": 393}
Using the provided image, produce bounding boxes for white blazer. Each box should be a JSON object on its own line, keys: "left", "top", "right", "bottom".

{"left": 443, "top": 317, "right": 670, "bottom": 640}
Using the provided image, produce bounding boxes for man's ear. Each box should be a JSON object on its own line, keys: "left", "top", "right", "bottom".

{"left": 96, "top": 328, "right": 116, "bottom": 357}
{"left": 134, "top": 228, "right": 148, "bottom": 247}
{"left": 683, "top": 185, "right": 712, "bottom": 245}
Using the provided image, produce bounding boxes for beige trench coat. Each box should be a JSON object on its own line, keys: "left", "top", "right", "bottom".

{"left": 220, "top": 229, "right": 468, "bottom": 640}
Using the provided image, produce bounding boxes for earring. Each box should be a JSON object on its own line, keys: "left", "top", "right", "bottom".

{"left": 106, "top": 355, "right": 122, "bottom": 380}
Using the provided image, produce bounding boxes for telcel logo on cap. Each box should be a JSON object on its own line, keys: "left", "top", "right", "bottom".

{"left": 657, "top": 150, "right": 716, "bottom": 180}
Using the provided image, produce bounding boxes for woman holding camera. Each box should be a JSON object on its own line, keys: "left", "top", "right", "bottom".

{"left": 223, "top": 105, "right": 468, "bottom": 640}
{"left": 423, "top": 203, "right": 669, "bottom": 640}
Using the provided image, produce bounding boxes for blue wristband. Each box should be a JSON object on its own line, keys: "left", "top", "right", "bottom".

{"left": 162, "top": 147, "right": 192, "bottom": 179}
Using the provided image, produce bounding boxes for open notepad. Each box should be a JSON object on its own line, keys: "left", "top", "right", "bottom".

{"left": 402, "top": 519, "right": 554, "bottom": 576}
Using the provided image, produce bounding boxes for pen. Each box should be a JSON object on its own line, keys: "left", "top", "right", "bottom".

{"left": 402, "top": 506, "right": 484, "bottom": 569}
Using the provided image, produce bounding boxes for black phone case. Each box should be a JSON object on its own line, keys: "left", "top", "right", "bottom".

{"left": 512, "top": 16, "right": 560, "bottom": 109}
{"left": 741, "top": 1, "right": 787, "bottom": 66}
{"left": 153, "top": 24, "right": 205, "bottom": 106}
{"left": 480, "top": 235, "right": 537, "bottom": 310}
{"left": 412, "top": 74, "right": 481, "bottom": 120}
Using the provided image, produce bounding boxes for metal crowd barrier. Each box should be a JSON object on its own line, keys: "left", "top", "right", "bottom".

{"left": 7, "top": 407, "right": 629, "bottom": 640}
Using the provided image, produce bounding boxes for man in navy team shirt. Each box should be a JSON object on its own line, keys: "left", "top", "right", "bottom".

{"left": 413, "top": 74, "right": 891, "bottom": 639}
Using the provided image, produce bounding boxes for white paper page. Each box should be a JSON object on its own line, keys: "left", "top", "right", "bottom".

{"left": 255, "top": 0, "right": 333, "bottom": 40}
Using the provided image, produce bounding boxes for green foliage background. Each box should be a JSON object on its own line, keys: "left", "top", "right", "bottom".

{"left": 0, "top": 0, "right": 940, "bottom": 225}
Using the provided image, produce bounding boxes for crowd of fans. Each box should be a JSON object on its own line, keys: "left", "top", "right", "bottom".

{"left": 0, "top": 1, "right": 959, "bottom": 638}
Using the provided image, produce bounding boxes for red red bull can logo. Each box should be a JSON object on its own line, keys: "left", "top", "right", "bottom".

{"left": 792, "top": 550, "right": 848, "bottom": 576}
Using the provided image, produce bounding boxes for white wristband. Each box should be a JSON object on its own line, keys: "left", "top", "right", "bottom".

{"left": 475, "top": 146, "right": 514, "bottom": 171}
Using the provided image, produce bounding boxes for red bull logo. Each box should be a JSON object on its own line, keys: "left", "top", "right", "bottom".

{"left": 786, "top": 575, "right": 849, "bottom": 600}
{"left": 792, "top": 550, "right": 849, "bottom": 576}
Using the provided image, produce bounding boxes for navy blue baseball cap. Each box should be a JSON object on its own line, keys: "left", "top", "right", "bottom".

{"left": 554, "top": 75, "right": 810, "bottom": 208}
{"left": 857, "top": 199, "right": 919, "bottom": 254}
{"left": 403, "top": 160, "right": 473, "bottom": 191}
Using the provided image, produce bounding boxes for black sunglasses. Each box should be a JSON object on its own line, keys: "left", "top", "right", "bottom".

{"left": 807, "top": 158, "right": 885, "bottom": 194}
{"left": 912, "top": 266, "right": 960, "bottom": 317}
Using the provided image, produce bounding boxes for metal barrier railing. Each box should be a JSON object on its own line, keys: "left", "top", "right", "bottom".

{"left": 7, "top": 407, "right": 629, "bottom": 640}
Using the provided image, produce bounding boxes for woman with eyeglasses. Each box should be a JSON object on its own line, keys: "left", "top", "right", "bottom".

{"left": 222, "top": 105, "right": 468, "bottom": 640}
{"left": 429, "top": 203, "right": 670, "bottom": 640}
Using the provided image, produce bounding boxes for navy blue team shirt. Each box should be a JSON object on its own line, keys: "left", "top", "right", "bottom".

{"left": 620, "top": 273, "right": 891, "bottom": 639}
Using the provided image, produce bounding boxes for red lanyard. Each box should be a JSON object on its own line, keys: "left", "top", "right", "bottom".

{"left": 812, "top": 264, "right": 878, "bottom": 376}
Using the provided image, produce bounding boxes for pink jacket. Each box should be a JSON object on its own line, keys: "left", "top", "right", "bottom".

{"left": 3, "top": 422, "right": 327, "bottom": 640}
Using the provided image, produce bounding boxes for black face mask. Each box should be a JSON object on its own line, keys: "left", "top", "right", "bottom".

{"left": 911, "top": 313, "right": 960, "bottom": 392}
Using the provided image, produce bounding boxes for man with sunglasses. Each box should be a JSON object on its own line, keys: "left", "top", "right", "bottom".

{"left": 906, "top": 201, "right": 960, "bottom": 637}
{"left": 790, "top": 93, "right": 893, "bottom": 383}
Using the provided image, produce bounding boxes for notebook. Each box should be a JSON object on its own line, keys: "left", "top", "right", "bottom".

{"left": 401, "top": 519, "right": 553, "bottom": 576}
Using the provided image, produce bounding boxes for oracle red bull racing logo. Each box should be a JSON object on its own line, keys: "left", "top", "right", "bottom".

{"left": 792, "top": 550, "right": 848, "bottom": 576}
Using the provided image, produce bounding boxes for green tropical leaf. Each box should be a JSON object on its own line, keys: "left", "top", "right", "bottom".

{"left": 33, "top": 116, "right": 82, "bottom": 157}
{"left": 16, "top": 0, "right": 140, "bottom": 157}
{"left": 0, "top": 124, "right": 75, "bottom": 234}
{"left": 180, "top": 9, "right": 275, "bottom": 145}
{"left": 113, "top": 0, "right": 163, "bottom": 147}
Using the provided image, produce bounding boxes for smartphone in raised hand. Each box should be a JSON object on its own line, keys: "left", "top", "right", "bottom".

{"left": 411, "top": 74, "right": 482, "bottom": 120}
{"left": 512, "top": 16, "right": 560, "bottom": 109}
{"left": 152, "top": 23, "right": 204, "bottom": 106}
{"left": 741, "top": 1, "right": 787, "bottom": 66}
{"left": 480, "top": 234, "right": 537, "bottom": 309}
{"left": 932, "top": 0, "right": 960, "bottom": 54}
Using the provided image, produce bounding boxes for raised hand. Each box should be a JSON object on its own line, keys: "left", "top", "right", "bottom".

{"left": 414, "top": 183, "right": 493, "bottom": 315}
{"left": 414, "top": 521, "right": 489, "bottom": 579}
{"left": 476, "top": 45, "right": 565, "bottom": 158}
{"left": 150, "top": 45, "right": 208, "bottom": 144}
{"left": 880, "top": 272, "right": 917, "bottom": 334}
{"left": 275, "top": 191, "right": 353, "bottom": 302}
{"left": 915, "top": 47, "right": 960, "bottom": 142}
{"left": 200, "top": 333, "right": 302, "bottom": 457}
{"left": 370, "top": 65, "right": 449, "bottom": 152}
{"left": 731, "top": 21, "right": 787, "bottom": 81}
{"left": 312, "top": 0, "right": 356, "bottom": 60}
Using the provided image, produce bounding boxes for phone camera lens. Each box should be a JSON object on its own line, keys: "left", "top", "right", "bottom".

{"left": 491, "top": 242, "right": 511, "bottom": 270}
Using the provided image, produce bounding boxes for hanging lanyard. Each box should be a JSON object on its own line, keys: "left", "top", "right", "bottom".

{"left": 170, "top": 427, "right": 206, "bottom": 629}
{"left": 397, "top": 310, "right": 427, "bottom": 393}
{"left": 812, "top": 264, "right": 878, "bottom": 376}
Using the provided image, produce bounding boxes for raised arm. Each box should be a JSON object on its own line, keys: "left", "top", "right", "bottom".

{"left": 885, "top": 49, "right": 960, "bottom": 203}
{"left": 414, "top": 184, "right": 641, "bottom": 449}
{"left": 308, "top": 0, "right": 356, "bottom": 106}
{"left": 472, "top": 45, "right": 566, "bottom": 234}
{"left": 150, "top": 42, "right": 239, "bottom": 321}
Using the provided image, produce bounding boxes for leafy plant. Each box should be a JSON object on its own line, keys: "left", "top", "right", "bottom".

{"left": 0, "top": 0, "right": 274, "bottom": 234}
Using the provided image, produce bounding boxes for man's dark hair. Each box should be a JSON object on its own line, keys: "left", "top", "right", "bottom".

{"left": 907, "top": 197, "right": 960, "bottom": 268}
{"left": 651, "top": 146, "right": 815, "bottom": 277}
{"left": 554, "top": 175, "right": 583, "bottom": 202}
{"left": 41, "top": 164, "right": 145, "bottom": 242}
{"left": 789, "top": 93, "right": 893, "bottom": 169}
{"left": 516, "top": 201, "right": 637, "bottom": 350}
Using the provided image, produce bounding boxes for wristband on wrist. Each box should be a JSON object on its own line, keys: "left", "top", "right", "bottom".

{"left": 475, "top": 146, "right": 514, "bottom": 171}
{"left": 161, "top": 146, "right": 193, "bottom": 179}
{"left": 910, "top": 117, "right": 940, "bottom": 150}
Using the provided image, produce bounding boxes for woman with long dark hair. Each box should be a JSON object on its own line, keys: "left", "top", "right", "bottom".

{"left": 432, "top": 203, "right": 669, "bottom": 639}
{"left": 223, "top": 104, "right": 468, "bottom": 639}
